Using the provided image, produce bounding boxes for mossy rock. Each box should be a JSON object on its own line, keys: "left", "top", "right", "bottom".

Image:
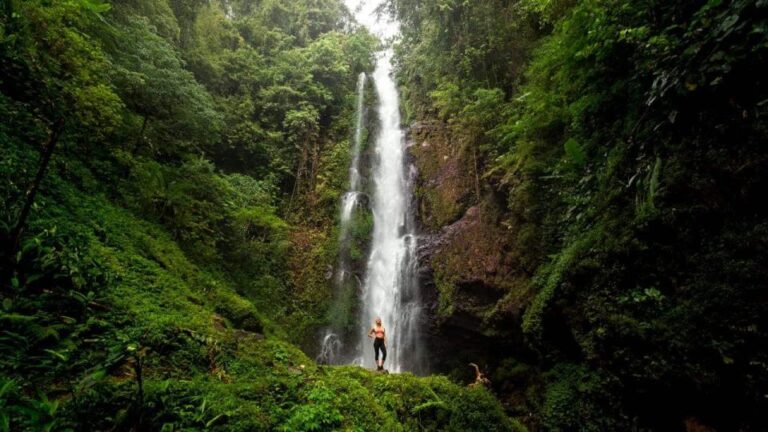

{"left": 214, "top": 290, "right": 264, "bottom": 334}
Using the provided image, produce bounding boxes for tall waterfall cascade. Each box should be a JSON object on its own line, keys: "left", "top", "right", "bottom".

{"left": 346, "top": 0, "right": 425, "bottom": 373}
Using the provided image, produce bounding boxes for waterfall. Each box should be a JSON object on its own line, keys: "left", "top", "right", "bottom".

{"left": 339, "top": 72, "right": 367, "bottom": 239}
{"left": 317, "top": 72, "right": 367, "bottom": 365}
{"left": 346, "top": 0, "right": 425, "bottom": 373}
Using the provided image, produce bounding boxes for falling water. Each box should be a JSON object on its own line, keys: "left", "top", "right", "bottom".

{"left": 317, "top": 72, "right": 367, "bottom": 365}
{"left": 339, "top": 72, "right": 367, "bottom": 239}
{"left": 346, "top": 0, "right": 425, "bottom": 373}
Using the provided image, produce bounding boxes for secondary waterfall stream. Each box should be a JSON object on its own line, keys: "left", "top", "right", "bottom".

{"left": 317, "top": 72, "right": 367, "bottom": 366}
{"left": 319, "top": 0, "right": 425, "bottom": 373}
{"left": 339, "top": 72, "right": 367, "bottom": 235}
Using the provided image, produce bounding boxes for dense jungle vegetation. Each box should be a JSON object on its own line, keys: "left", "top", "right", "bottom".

{"left": 0, "top": 0, "right": 518, "bottom": 430}
{"left": 393, "top": 0, "right": 768, "bottom": 430}
{"left": 1, "top": 0, "right": 767, "bottom": 430}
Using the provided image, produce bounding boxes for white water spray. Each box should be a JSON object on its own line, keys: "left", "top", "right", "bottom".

{"left": 345, "top": 0, "right": 424, "bottom": 373}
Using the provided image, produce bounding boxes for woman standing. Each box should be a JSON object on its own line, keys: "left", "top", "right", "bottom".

{"left": 368, "top": 317, "right": 387, "bottom": 370}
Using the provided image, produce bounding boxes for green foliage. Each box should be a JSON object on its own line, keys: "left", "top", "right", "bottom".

{"left": 1, "top": 133, "right": 517, "bottom": 430}
{"left": 106, "top": 13, "right": 222, "bottom": 156}
{"left": 562, "top": 138, "right": 585, "bottom": 166}
{"left": 395, "top": 0, "right": 768, "bottom": 429}
{"left": 1, "top": 0, "right": 123, "bottom": 147}
{"left": 0, "top": 0, "right": 399, "bottom": 430}
{"left": 521, "top": 225, "right": 605, "bottom": 345}
{"left": 540, "top": 364, "right": 629, "bottom": 432}
{"left": 281, "top": 382, "right": 343, "bottom": 431}
{"left": 347, "top": 210, "right": 373, "bottom": 261}
{"left": 8, "top": 0, "right": 767, "bottom": 429}
{"left": 0, "top": 377, "right": 63, "bottom": 432}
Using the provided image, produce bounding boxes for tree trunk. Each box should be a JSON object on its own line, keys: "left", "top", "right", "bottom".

{"left": 472, "top": 145, "right": 481, "bottom": 202}
{"left": 8, "top": 119, "right": 65, "bottom": 257}
{"left": 289, "top": 142, "right": 309, "bottom": 208}
{"left": 309, "top": 137, "right": 321, "bottom": 192}
{"left": 131, "top": 350, "right": 145, "bottom": 432}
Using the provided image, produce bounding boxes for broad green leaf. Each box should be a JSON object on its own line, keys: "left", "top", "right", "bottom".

{"left": 564, "top": 138, "right": 586, "bottom": 165}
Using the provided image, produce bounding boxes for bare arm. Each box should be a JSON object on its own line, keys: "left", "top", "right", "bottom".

{"left": 367, "top": 327, "right": 374, "bottom": 338}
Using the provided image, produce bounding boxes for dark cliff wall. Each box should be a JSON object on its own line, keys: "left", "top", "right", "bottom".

{"left": 409, "top": 120, "right": 535, "bottom": 386}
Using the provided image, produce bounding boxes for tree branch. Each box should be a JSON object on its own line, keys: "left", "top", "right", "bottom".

{"left": 8, "top": 118, "right": 65, "bottom": 258}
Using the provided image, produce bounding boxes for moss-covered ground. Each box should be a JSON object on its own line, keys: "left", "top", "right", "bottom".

{"left": 0, "top": 138, "right": 520, "bottom": 431}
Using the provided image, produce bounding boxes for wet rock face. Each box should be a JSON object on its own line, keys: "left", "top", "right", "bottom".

{"left": 407, "top": 120, "right": 475, "bottom": 232}
{"left": 408, "top": 121, "right": 531, "bottom": 374}
{"left": 418, "top": 203, "right": 525, "bottom": 329}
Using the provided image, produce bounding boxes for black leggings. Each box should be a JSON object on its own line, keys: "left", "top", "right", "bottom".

{"left": 374, "top": 338, "right": 386, "bottom": 362}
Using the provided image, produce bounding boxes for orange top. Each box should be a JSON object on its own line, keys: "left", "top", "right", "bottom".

{"left": 373, "top": 325, "right": 385, "bottom": 339}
